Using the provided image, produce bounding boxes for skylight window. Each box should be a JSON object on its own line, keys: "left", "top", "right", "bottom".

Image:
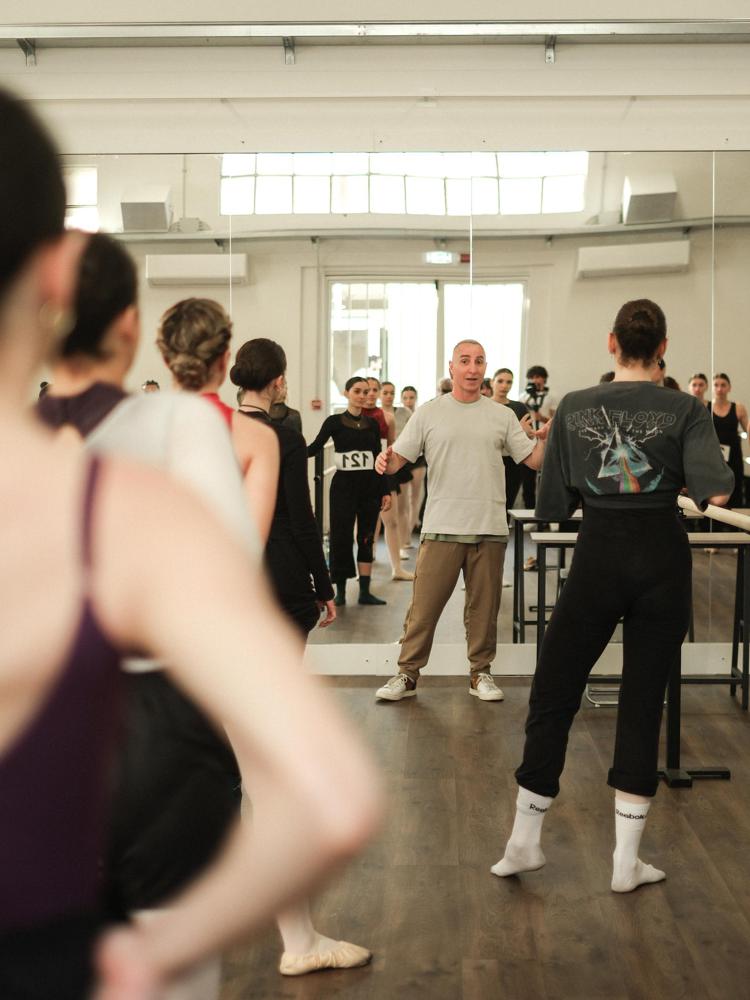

{"left": 219, "top": 151, "right": 588, "bottom": 217}
{"left": 63, "top": 166, "right": 99, "bottom": 232}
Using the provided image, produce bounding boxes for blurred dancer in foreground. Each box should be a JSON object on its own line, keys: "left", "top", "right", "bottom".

{"left": 0, "top": 89, "right": 380, "bottom": 1000}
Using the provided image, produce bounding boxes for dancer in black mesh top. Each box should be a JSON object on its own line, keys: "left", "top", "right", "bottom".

{"left": 493, "top": 299, "right": 734, "bottom": 895}
{"left": 308, "top": 377, "right": 391, "bottom": 606}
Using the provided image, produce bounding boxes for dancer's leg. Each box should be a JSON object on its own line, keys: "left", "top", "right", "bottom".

{"left": 409, "top": 466, "right": 425, "bottom": 531}
{"left": 491, "top": 787, "right": 552, "bottom": 876}
{"left": 381, "top": 493, "right": 413, "bottom": 579}
{"left": 276, "top": 900, "right": 371, "bottom": 976}
{"left": 609, "top": 543, "right": 690, "bottom": 891}
{"left": 463, "top": 541, "right": 506, "bottom": 678}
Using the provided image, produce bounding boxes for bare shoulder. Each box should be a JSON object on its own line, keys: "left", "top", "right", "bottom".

{"left": 232, "top": 412, "right": 278, "bottom": 455}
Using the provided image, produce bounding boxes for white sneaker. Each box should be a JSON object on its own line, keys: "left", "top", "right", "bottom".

{"left": 376, "top": 674, "right": 417, "bottom": 701}
{"left": 470, "top": 672, "right": 504, "bottom": 701}
{"left": 399, "top": 548, "right": 412, "bottom": 559}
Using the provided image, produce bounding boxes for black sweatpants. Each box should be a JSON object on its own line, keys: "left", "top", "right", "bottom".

{"left": 516, "top": 506, "right": 692, "bottom": 799}
{"left": 329, "top": 470, "right": 381, "bottom": 580}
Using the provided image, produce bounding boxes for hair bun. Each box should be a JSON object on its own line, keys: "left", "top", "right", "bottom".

{"left": 170, "top": 353, "right": 208, "bottom": 390}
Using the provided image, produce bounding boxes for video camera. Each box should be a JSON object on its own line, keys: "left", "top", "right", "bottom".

{"left": 525, "top": 381, "right": 548, "bottom": 413}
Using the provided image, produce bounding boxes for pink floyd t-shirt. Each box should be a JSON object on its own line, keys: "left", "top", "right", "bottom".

{"left": 536, "top": 381, "right": 735, "bottom": 521}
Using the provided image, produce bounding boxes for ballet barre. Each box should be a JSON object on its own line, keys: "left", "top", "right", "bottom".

{"left": 508, "top": 509, "right": 582, "bottom": 643}
{"left": 531, "top": 530, "right": 750, "bottom": 788}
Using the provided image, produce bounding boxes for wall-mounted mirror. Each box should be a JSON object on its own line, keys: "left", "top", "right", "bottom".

{"left": 57, "top": 148, "right": 723, "bottom": 671}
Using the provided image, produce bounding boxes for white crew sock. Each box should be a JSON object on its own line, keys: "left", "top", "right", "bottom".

{"left": 611, "top": 799, "right": 666, "bottom": 893}
{"left": 491, "top": 787, "right": 552, "bottom": 877}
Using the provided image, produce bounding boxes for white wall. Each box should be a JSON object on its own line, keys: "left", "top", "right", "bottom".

{"left": 115, "top": 227, "right": 748, "bottom": 462}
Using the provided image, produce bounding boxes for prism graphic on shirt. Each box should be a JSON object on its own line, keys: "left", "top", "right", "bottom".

{"left": 565, "top": 405, "right": 675, "bottom": 495}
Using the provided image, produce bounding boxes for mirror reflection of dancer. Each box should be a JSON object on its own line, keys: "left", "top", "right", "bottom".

{"left": 374, "top": 340, "right": 547, "bottom": 702}
{"left": 687, "top": 372, "right": 709, "bottom": 406}
{"left": 307, "top": 377, "right": 391, "bottom": 606}
{"left": 365, "top": 377, "right": 413, "bottom": 581}
{"left": 380, "top": 381, "right": 418, "bottom": 553}
{"left": 399, "top": 386, "right": 426, "bottom": 535}
{"left": 493, "top": 299, "right": 734, "bottom": 893}
{"left": 709, "top": 372, "right": 748, "bottom": 508}
{"left": 491, "top": 368, "right": 530, "bottom": 511}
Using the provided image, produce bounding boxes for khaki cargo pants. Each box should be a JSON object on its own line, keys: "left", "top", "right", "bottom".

{"left": 397, "top": 539, "right": 506, "bottom": 683}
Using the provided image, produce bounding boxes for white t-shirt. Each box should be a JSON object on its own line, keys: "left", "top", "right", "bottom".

{"left": 88, "top": 392, "right": 262, "bottom": 674}
{"left": 88, "top": 392, "right": 260, "bottom": 561}
{"left": 393, "top": 393, "right": 534, "bottom": 535}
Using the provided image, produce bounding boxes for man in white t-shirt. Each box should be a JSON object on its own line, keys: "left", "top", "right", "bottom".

{"left": 374, "top": 340, "right": 548, "bottom": 702}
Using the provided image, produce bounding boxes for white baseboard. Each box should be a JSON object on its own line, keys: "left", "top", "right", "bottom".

{"left": 305, "top": 642, "right": 735, "bottom": 677}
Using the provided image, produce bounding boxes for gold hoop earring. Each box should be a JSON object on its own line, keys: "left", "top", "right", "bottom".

{"left": 38, "top": 301, "right": 74, "bottom": 339}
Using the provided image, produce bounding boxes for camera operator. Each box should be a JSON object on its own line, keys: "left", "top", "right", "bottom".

{"left": 519, "top": 367, "right": 558, "bottom": 566}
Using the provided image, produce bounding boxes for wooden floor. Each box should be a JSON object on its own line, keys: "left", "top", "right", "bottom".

{"left": 220, "top": 678, "right": 750, "bottom": 1000}
{"left": 308, "top": 531, "right": 739, "bottom": 647}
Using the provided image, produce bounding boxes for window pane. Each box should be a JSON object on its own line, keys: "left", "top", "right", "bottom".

{"left": 369, "top": 153, "right": 407, "bottom": 175}
{"left": 405, "top": 176, "right": 445, "bottom": 215}
{"left": 443, "top": 153, "right": 475, "bottom": 177}
{"left": 471, "top": 177, "right": 499, "bottom": 214}
{"left": 331, "top": 175, "right": 369, "bottom": 213}
{"left": 400, "top": 153, "right": 445, "bottom": 177}
{"left": 221, "top": 153, "right": 256, "bottom": 177}
{"left": 370, "top": 175, "right": 405, "bottom": 213}
{"left": 255, "top": 175, "right": 293, "bottom": 213}
{"left": 499, "top": 177, "right": 542, "bottom": 214}
{"left": 256, "top": 153, "right": 294, "bottom": 175}
{"left": 64, "top": 166, "right": 97, "bottom": 206}
{"left": 469, "top": 152, "right": 499, "bottom": 177}
{"left": 498, "top": 153, "right": 547, "bottom": 178}
{"left": 293, "top": 153, "right": 333, "bottom": 175}
{"left": 65, "top": 205, "right": 100, "bottom": 232}
{"left": 330, "top": 153, "right": 369, "bottom": 174}
{"left": 220, "top": 176, "right": 255, "bottom": 215}
{"left": 542, "top": 174, "right": 586, "bottom": 213}
{"left": 294, "top": 175, "right": 331, "bottom": 213}
{"left": 446, "top": 177, "right": 472, "bottom": 215}
{"left": 543, "top": 151, "right": 589, "bottom": 177}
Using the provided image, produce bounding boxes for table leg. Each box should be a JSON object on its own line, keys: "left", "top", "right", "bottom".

{"left": 536, "top": 544, "right": 547, "bottom": 663}
{"left": 518, "top": 519, "right": 526, "bottom": 644}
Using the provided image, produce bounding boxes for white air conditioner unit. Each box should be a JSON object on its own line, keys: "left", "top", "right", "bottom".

{"left": 121, "top": 186, "right": 172, "bottom": 232}
{"left": 576, "top": 240, "right": 690, "bottom": 279}
{"left": 145, "top": 254, "right": 248, "bottom": 286}
{"left": 622, "top": 173, "right": 677, "bottom": 225}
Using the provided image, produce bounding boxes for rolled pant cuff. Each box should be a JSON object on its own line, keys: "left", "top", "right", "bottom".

{"left": 607, "top": 768, "right": 658, "bottom": 798}
{"left": 398, "top": 667, "right": 419, "bottom": 683}
{"left": 513, "top": 770, "right": 560, "bottom": 798}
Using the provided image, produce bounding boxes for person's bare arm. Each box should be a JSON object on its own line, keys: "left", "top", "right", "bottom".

{"left": 375, "top": 445, "right": 408, "bottom": 476}
{"left": 521, "top": 418, "right": 552, "bottom": 471}
{"left": 231, "top": 414, "right": 280, "bottom": 545}
{"left": 737, "top": 402, "right": 749, "bottom": 434}
{"left": 92, "top": 461, "right": 382, "bottom": 991}
{"left": 384, "top": 410, "right": 396, "bottom": 446}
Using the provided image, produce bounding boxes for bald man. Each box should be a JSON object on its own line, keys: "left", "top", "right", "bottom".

{"left": 375, "top": 340, "right": 548, "bottom": 702}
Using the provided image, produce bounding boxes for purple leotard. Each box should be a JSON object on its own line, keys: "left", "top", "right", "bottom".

{"left": 0, "top": 456, "right": 122, "bottom": 931}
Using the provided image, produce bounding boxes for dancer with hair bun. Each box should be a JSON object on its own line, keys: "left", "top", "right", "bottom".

{"left": 308, "top": 377, "right": 391, "bottom": 606}
{"left": 157, "top": 298, "right": 280, "bottom": 541}
{"left": 494, "top": 298, "right": 734, "bottom": 893}
{"left": 231, "top": 338, "right": 373, "bottom": 975}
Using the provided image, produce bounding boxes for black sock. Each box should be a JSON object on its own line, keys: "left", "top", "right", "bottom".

{"left": 334, "top": 580, "right": 347, "bottom": 605}
{"left": 358, "top": 575, "right": 386, "bottom": 605}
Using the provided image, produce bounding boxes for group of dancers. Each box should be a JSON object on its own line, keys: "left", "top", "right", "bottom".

{"left": 0, "top": 84, "right": 739, "bottom": 1000}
